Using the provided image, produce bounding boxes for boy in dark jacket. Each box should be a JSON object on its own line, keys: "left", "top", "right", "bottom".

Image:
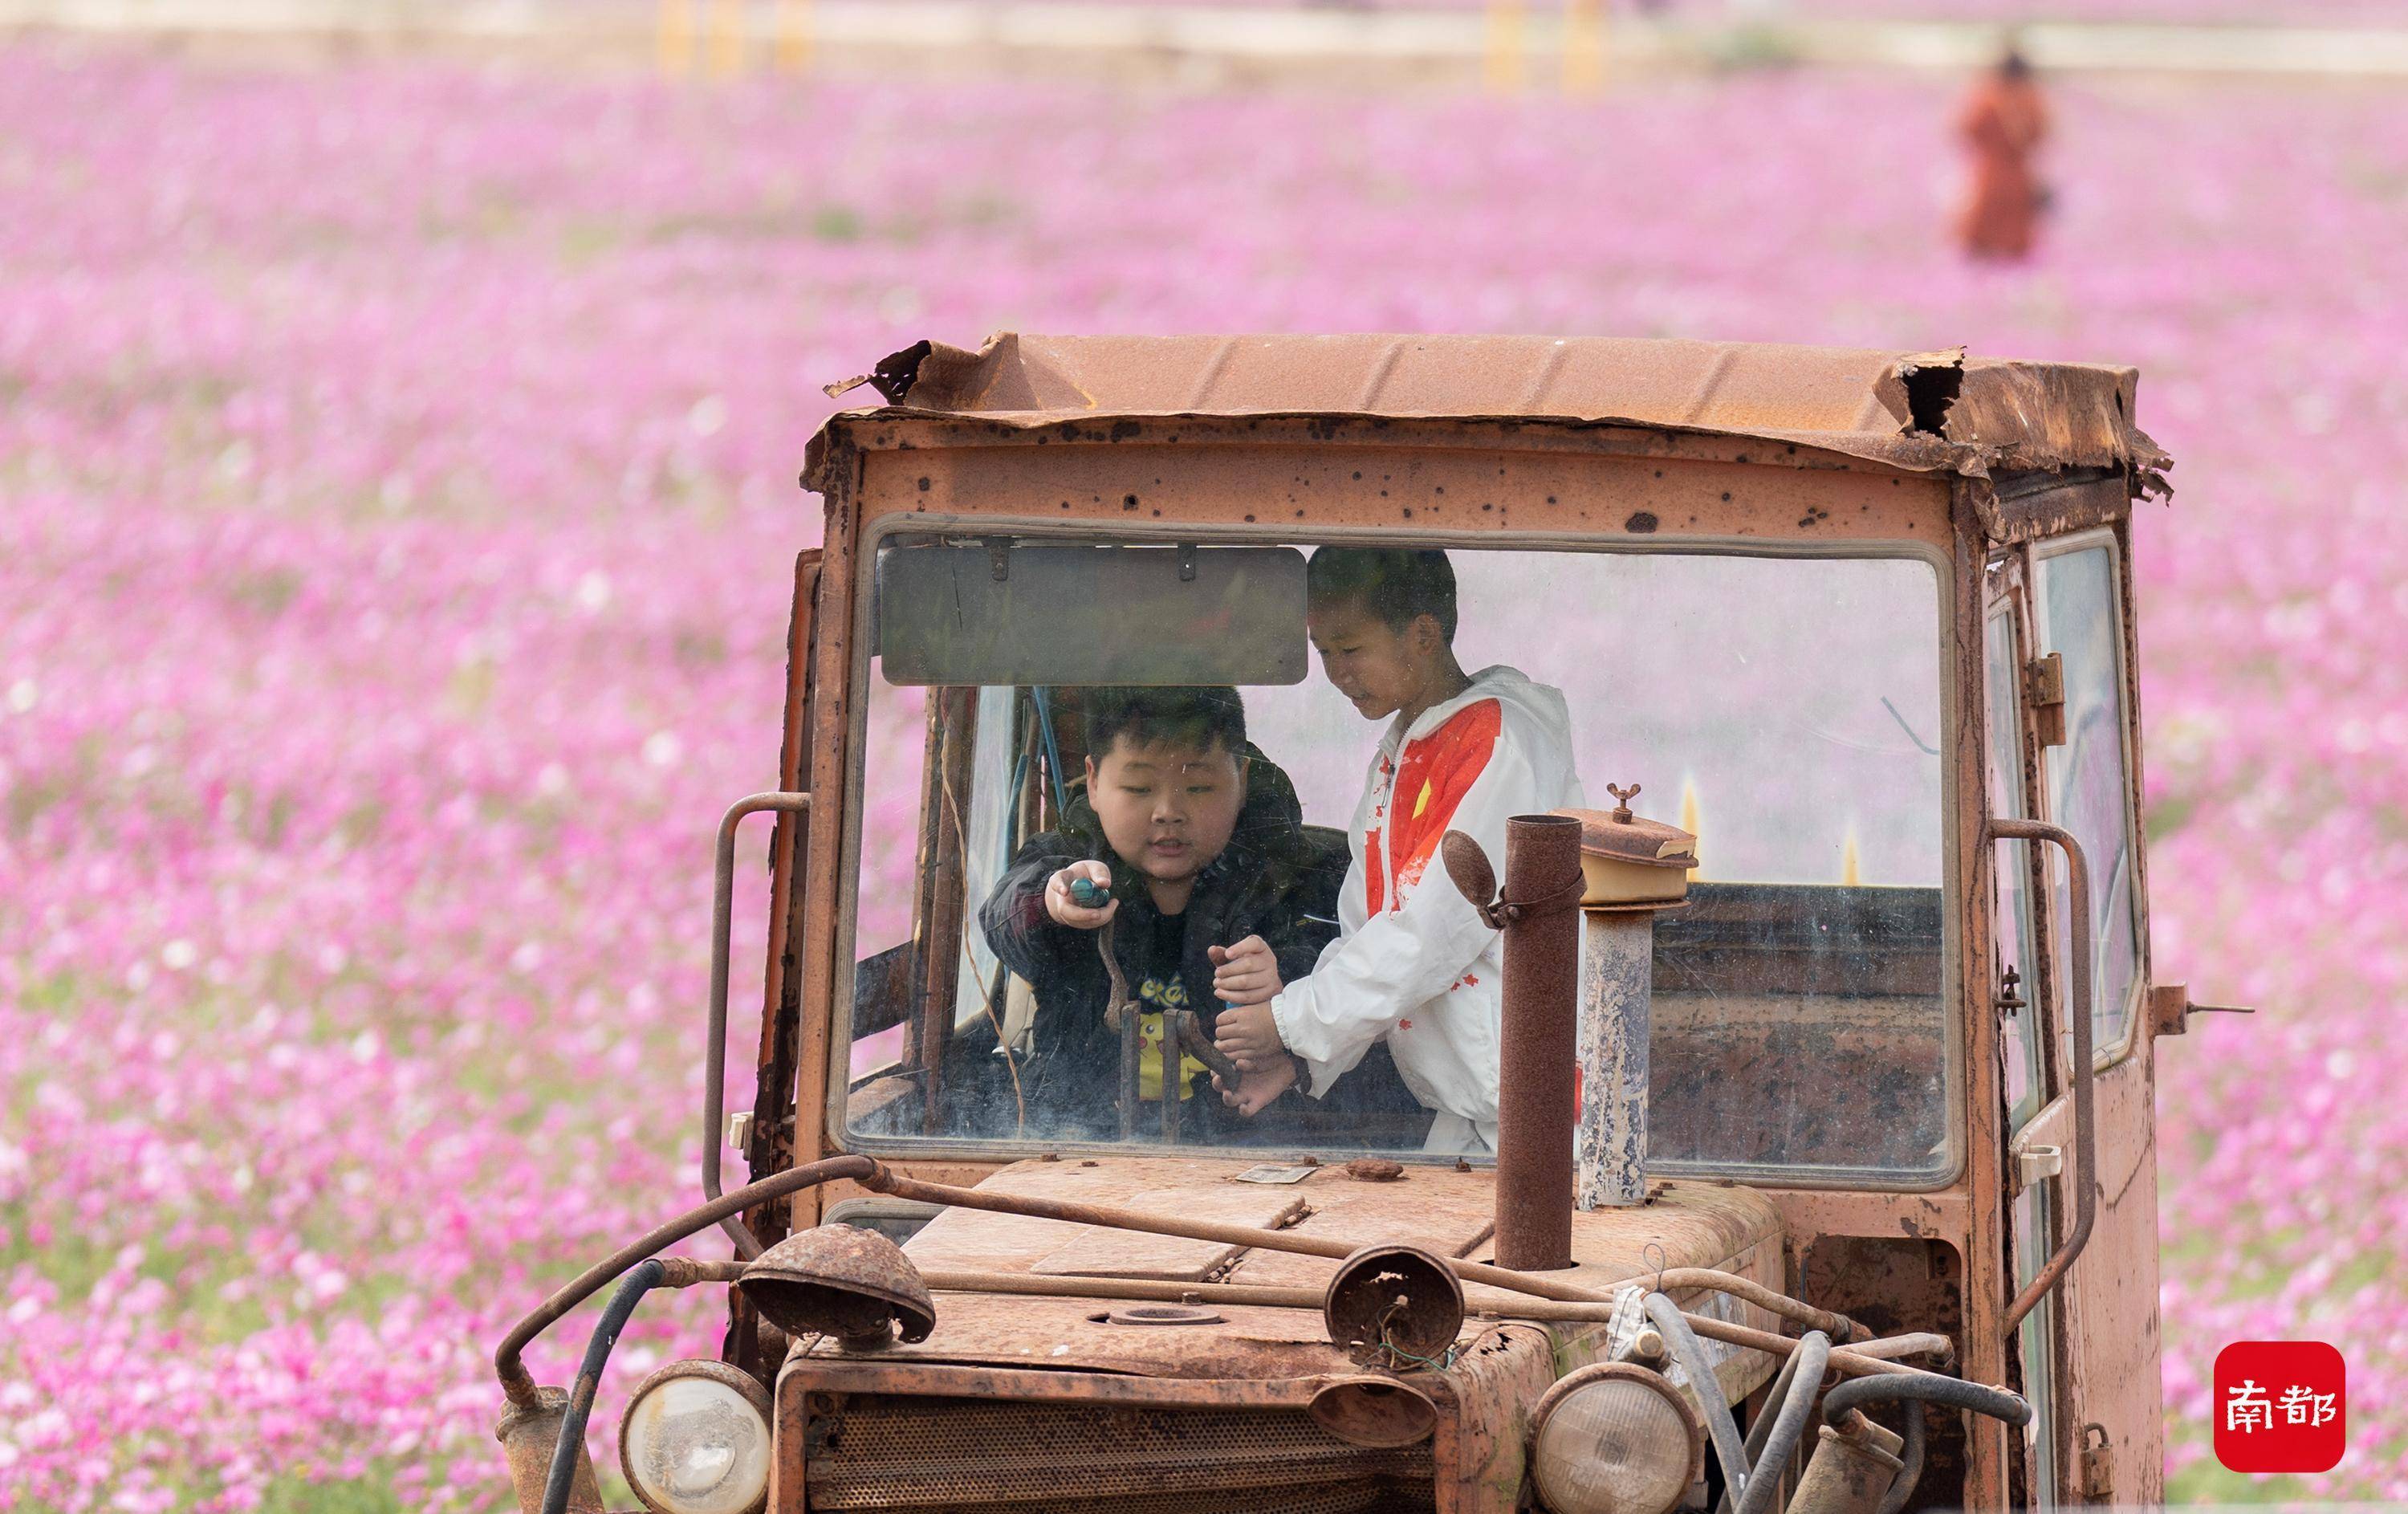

{"left": 978, "top": 686, "right": 1339, "bottom": 1139}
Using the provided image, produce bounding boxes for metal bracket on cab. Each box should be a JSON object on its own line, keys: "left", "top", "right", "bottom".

{"left": 2015, "top": 1145, "right": 2063, "bottom": 1190}
{"left": 2149, "top": 982, "right": 2254, "bottom": 1037}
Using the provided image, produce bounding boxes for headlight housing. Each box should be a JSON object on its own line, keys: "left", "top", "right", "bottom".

{"left": 618, "top": 1360, "right": 774, "bottom": 1514}
{"left": 1527, "top": 1362, "right": 1704, "bottom": 1514}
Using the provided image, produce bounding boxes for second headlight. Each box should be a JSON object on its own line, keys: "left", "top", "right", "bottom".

{"left": 1527, "top": 1362, "right": 1704, "bottom": 1514}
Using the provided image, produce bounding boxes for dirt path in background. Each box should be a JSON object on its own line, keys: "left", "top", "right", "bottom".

{"left": 8, "top": 0, "right": 2408, "bottom": 86}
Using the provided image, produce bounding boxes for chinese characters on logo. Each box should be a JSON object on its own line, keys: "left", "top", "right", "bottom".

{"left": 2214, "top": 1341, "right": 2345, "bottom": 1474}
{"left": 2223, "top": 1378, "right": 2337, "bottom": 1433}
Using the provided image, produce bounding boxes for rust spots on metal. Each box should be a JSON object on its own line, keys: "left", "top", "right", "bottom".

{"left": 1343, "top": 1158, "right": 1405, "bottom": 1182}
{"left": 494, "top": 1387, "right": 600, "bottom": 1514}
{"left": 1478, "top": 816, "right": 1585, "bottom": 1272}
{"left": 1309, "top": 1375, "right": 1442, "bottom": 1448}
{"left": 740, "top": 1224, "right": 936, "bottom": 1350}
{"left": 1324, "top": 1244, "right": 1466, "bottom": 1369}
{"left": 781, "top": 1366, "right": 1440, "bottom": 1512}
{"left": 1175, "top": 1010, "right": 1241, "bottom": 1087}
{"left": 837, "top": 332, "right": 2167, "bottom": 484}
{"left": 1438, "top": 832, "right": 1496, "bottom": 915}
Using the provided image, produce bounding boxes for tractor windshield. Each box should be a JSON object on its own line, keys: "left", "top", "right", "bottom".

{"left": 843, "top": 536, "right": 1954, "bottom": 1186}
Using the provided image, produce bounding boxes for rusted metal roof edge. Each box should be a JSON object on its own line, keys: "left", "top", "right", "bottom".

{"left": 805, "top": 402, "right": 2114, "bottom": 494}
{"left": 806, "top": 332, "right": 2170, "bottom": 497}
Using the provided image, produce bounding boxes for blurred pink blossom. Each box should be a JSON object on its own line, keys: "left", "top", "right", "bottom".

{"left": 2, "top": 39, "right": 2403, "bottom": 1508}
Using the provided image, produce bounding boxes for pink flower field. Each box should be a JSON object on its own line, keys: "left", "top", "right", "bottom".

{"left": 3, "top": 39, "right": 2405, "bottom": 1511}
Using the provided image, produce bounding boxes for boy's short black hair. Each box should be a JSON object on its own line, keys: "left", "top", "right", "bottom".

{"left": 1083, "top": 686, "right": 1247, "bottom": 760}
{"left": 1304, "top": 547, "right": 1458, "bottom": 645}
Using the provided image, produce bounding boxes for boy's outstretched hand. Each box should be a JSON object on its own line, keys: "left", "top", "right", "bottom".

{"left": 1043, "top": 861, "right": 1118, "bottom": 930}
{"left": 1208, "top": 935, "right": 1282, "bottom": 1006}
{"left": 1211, "top": 999, "right": 1284, "bottom": 1071}
{"left": 1214, "top": 1054, "right": 1296, "bottom": 1117}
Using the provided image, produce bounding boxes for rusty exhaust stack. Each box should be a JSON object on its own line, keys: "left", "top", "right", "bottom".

{"left": 1443, "top": 814, "right": 1583, "bottom": 1272}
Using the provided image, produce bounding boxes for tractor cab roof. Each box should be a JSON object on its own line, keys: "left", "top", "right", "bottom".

{"left": 810, "top": 331, "right": 2170, "bottom": 490}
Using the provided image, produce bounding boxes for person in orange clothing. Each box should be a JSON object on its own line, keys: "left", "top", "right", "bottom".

{"left": 1955, "top": 47, "right": 2050, "bottom": 261}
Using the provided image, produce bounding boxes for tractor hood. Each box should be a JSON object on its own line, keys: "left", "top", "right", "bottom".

{"left": 791, "top": 1156, "right": 1784, "bottom": 1382}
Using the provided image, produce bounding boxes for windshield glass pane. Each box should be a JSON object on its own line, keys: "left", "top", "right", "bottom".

{"left": 847, "top": 539, "right": 1951, "bottom": 1182}
{"left": 2036, "top": 542, "right": 2142, "bottom": 1059}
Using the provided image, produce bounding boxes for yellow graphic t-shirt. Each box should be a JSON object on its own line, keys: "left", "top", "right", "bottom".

{"left": 1133, "top": 974, "right": 1210, "bottom": 1101}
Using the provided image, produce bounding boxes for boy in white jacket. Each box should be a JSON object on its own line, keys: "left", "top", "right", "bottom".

{"left": 1210, "top": 548, "right": 1584, "bottom": 1154}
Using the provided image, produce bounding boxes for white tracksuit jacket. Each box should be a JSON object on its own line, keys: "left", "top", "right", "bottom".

{"left": 1269, "top": 665, "right": 1585, "bottom": 1154}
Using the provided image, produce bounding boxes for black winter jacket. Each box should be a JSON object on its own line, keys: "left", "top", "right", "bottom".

{"left": 978, "top": 746, "right": 1342, "bottom": 1135}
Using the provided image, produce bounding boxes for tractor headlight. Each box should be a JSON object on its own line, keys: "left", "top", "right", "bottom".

{"left": 1527, "top": 1363, "right": 1703, "bottom": 1514}
{"left": 618, "top": 1361, "right": 774, "bottom": 1514}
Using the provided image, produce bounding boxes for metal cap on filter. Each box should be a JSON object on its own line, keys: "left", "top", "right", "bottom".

{"left": 1561, "top": 784, "right": 1696, "bottom": 869}
{"left": 738, "top": 1224, "right": 936, "bottom": 1350}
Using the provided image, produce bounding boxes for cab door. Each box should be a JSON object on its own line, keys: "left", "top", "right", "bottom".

{"left": 2010, "top": 531, "right": 2166, "bottom": 1504}
{"left": 2032, "top": 531, "right": 2166, "bottom": 1504}
{"left": 1984, "top": 556, "right": 2058, "bottom": 1508}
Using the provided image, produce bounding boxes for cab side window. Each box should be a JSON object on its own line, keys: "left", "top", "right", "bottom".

{"left": 2034, "top": 540, "right": 2142, "bottom": 1060}
{"left": 1985, "top": 603, "right": 2043, "bottom": 1127}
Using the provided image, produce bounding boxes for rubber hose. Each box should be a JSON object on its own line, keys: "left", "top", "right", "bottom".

{"left": 1873, "top": 1399, "right": 1926, "bottom": 1514}
{"left": 542, "top": 1260, "right": 665, "bottom": 1514}
{"left": 1731, "top": 1330, "right": 1831, "bottom": 1514}
{"left": 1646, "top": 1292, "right": 1751, "bottom": 1503}
{"left": 1823, "top": 1370, "right": 2034, "bottom": 1429}
{"left": 1710, "top": 1340, "right": 1804, "bottom": 1514}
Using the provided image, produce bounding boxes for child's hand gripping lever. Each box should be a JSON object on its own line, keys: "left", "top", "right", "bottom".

{"left": 1209, "top": 935, "right": 1287, "bottom": 1069}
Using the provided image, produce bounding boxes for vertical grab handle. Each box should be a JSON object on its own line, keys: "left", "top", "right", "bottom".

{"left": 1989, "top": 817, "right": 2097, "bottom": 1339}
{"left": 704, "top": 792, "right": 813, "bottom": 1259}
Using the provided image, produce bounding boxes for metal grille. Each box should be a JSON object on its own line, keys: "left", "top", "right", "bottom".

{"left": 803, "top": 1393, "right": 1438, "bottom": 1512}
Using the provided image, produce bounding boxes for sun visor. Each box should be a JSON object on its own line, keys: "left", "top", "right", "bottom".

{"left": 876, "top": 543, "right": 1308, "bottom": 687}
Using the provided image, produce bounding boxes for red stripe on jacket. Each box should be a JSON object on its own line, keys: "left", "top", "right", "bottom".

{"left": 1364, "top": 698, "right": 1503, "bottom": 916}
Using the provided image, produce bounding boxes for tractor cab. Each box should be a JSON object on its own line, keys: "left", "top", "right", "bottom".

{"left": 493, "top": 334, "right": 2213, "bottom": 1514}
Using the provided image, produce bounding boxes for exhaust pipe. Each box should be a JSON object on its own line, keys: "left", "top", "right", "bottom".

{"left": 1443, "top": 814, "right": 1584, "bottom": 1271}
{"left": 1446, "top": 792, "right": 1695, "bottom": 1262}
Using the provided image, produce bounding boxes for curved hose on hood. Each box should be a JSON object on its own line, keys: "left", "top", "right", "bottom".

{"left": 1874, "top": 1399, "right": 1927, "bottom": 1514}
{"left": 1822, "top": 1370, "right": 2034, "bottom": 1429}
{"left": 1646, "top": 1292, "right": 1751, "bottom": 1504}
{"left": 1731, "top": 1330, "right": 1832, "bottom": 1514}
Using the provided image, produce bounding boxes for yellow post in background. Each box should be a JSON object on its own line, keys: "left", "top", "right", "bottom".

{"left": 1679, "top": 777, "right": 1702, "bottom": 881}
{"left": 1483, "top": 0, "right": 1526, "bottom": 92}
{"left": 775, "top": 0, "right": 814, "bottom": 75}
{"left": 1841, "top": 827, "right": 1863, "bottom": 887}
{"left": 706, "top": 0, "right": 747, "bottom": 79}
{"left": 1561, "top": 0, "right": 1607, "bottom": 96}
{"left": 657, "top": 0, "right": 696, "bottom": 78}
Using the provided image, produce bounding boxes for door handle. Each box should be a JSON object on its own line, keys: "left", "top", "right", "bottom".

{"left": 1989, "top": 817, "right": 2097, "bottom": 1341}
{"left": 702, "top": 792, "right": 813, "bottom": 1258}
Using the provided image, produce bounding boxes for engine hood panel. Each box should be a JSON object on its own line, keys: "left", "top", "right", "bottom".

{"left": 795, "top": 1156, "right": 1783, "bottom": 1381}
